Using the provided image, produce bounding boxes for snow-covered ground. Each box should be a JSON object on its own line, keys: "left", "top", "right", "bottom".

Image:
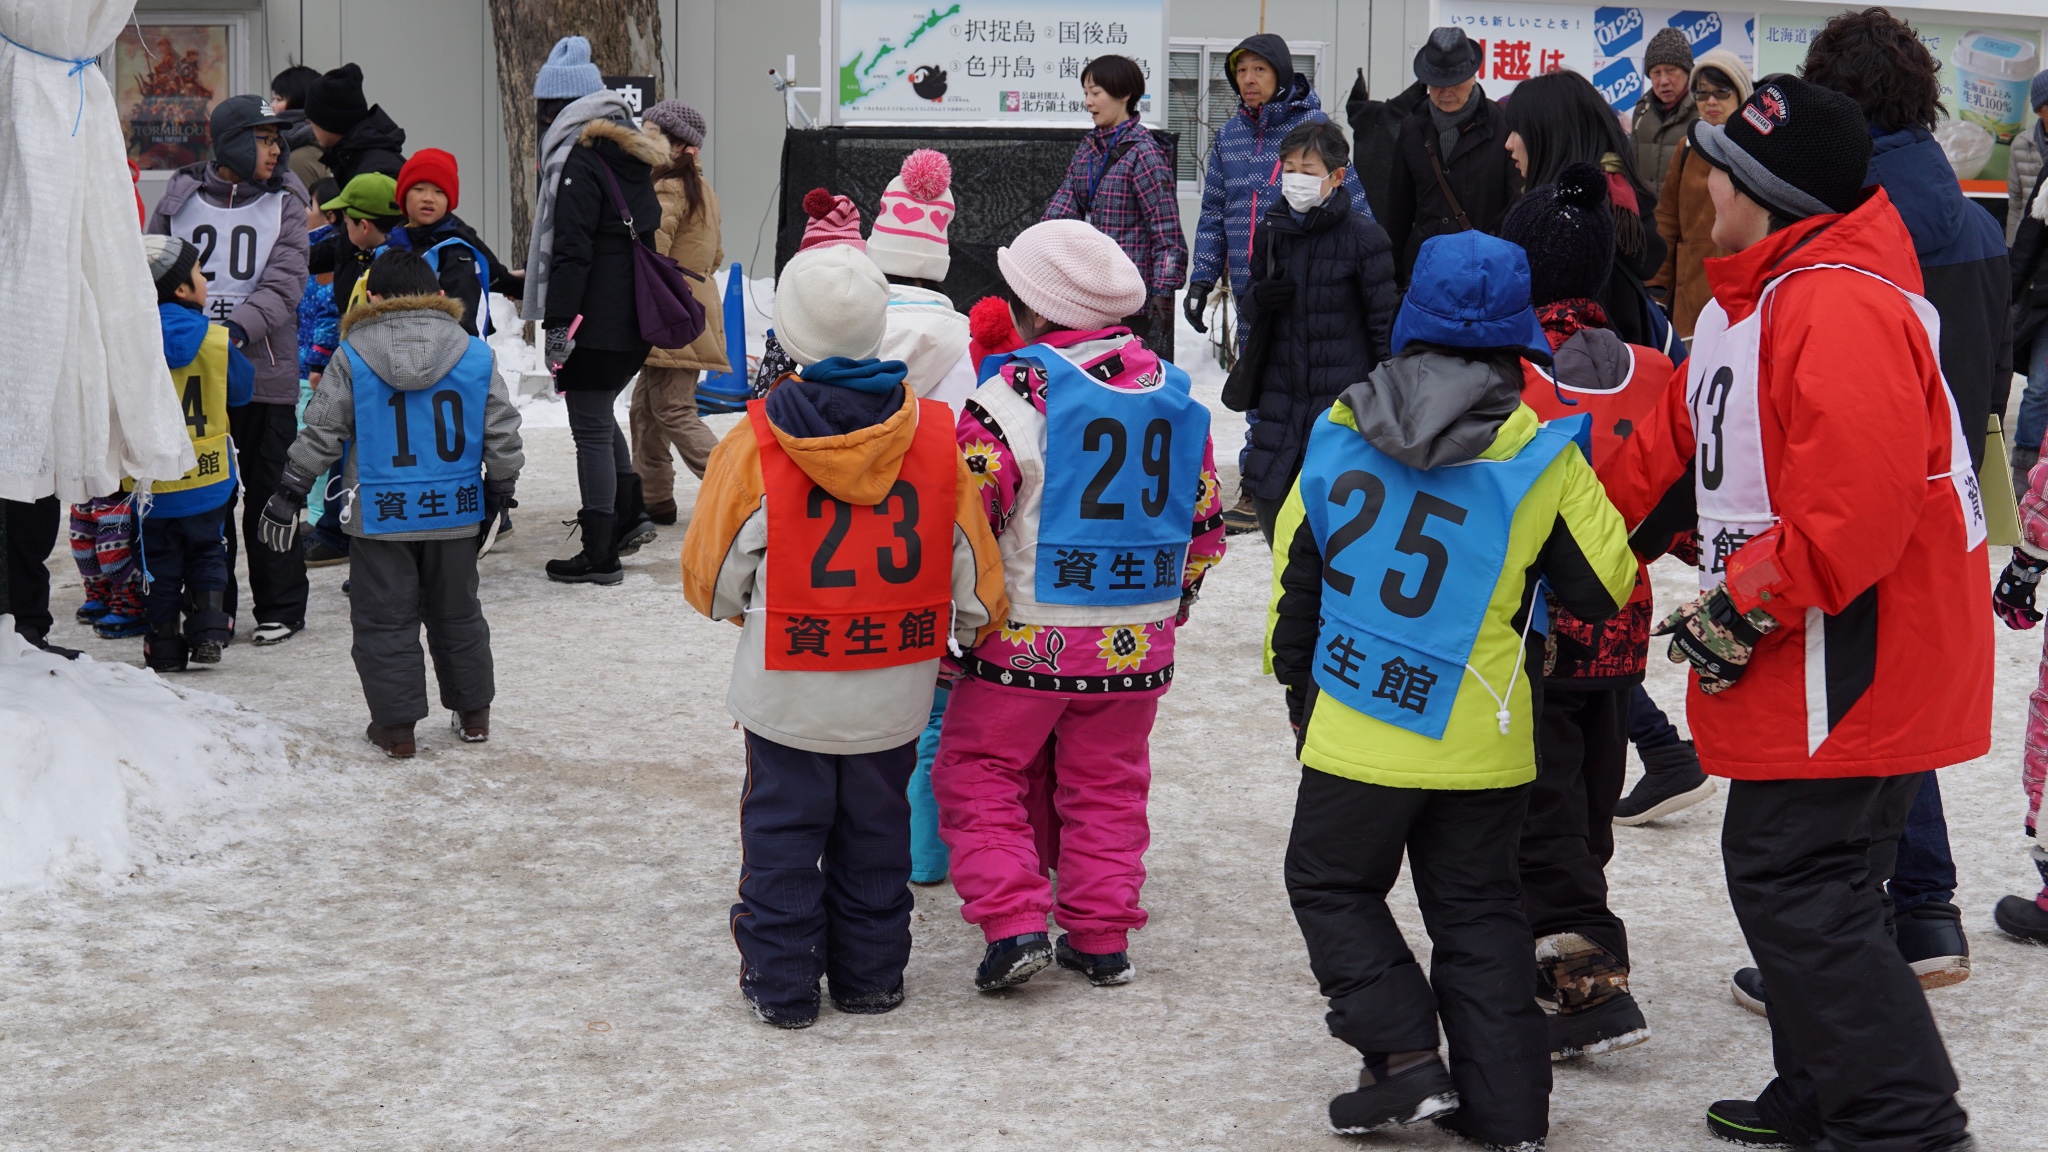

{"left": 2, "top": 318, "right": 2043, "bottom": 1149}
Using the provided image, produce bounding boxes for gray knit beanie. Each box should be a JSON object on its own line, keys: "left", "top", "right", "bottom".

{"left": 144, "top": 234, "right": 198, "bottom": 299}
{"left": 1643, "top": 28, "right": 1694, "bottom": 74}
{"left": 643, "top": 100, "right": 706, "bottom": 149}
{"left": 2032, "top": 69, "right": 2048, "bottom": 114}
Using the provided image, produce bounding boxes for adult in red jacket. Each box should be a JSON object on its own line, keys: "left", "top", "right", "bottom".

{"left": 1606, "top": 79, "right": 1987, "bottom": 1151}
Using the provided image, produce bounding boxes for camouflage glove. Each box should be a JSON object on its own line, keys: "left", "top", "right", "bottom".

{"left": 1994, "top": 551, "right": 2048, "bottom": 630}
{"left": 1654, "top": 586, "right": 1779, "bottom": 695}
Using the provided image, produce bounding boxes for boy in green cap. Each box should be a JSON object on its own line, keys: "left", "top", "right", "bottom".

{"left": 322, "top": 172, "right": 403, "bottom": 309}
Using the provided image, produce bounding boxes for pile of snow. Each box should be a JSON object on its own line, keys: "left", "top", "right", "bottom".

{"left": 0, "top": 621, "right": 286, "bottom": 890}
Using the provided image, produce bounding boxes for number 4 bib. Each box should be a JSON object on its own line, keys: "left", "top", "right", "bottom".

{"left": 750, "top": 397, "right": 958, "bottom": 671}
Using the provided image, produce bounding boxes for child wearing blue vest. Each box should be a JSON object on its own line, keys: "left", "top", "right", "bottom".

{"left": 1265, "top": 232, "right": 1636, "bottom": 1147}
{"left": 259, "top": 250, "right": 525, "bottom": 758}
{"left": 133, "top": 235, "right": 256, "bottom": 672}
{"left": 390, "top": 149, "right": 519, "bottom": 337}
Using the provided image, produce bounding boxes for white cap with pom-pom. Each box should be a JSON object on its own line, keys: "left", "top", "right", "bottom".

{"left": 868, "top": 148, "right": 955, "bottom": 282}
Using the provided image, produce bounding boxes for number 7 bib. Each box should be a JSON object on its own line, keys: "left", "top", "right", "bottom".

{"left": 750, "top": 397, "right": 957, "bottom": 671}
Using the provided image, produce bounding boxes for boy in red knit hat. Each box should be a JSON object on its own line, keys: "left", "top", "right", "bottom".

{"left": 392, "top": 147, "right": 520, "bottom": 335}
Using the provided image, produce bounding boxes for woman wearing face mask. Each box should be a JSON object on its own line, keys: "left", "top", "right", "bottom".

{"left": 1503, "top": 70, "right": 1673, "bottom": 355}
{"left": 1233, "top": 120, "right": 1398, "bottom": 544}
{"left": 1646, "top": 49, "right": 1752, "bottom": 339}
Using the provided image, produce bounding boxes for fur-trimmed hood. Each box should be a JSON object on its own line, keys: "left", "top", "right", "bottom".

{"left": 337, "top": 294, "right": 472, "bottom": 392}
{"left": 580, "top": 117, "right": 669, "bottom": 167}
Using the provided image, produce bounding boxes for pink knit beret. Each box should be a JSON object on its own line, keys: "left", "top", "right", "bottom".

{"left": 995, "top": 219, "right": 1148, "bottom": 330}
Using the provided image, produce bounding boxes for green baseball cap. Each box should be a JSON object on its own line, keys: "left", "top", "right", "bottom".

{"left": 321, "top": 172, "right": 400, "bottom": 219}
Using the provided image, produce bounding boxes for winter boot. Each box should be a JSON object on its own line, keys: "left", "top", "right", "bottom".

{"left": 974, "top": 932, "right": 1053, "bottom": 991}
{"left": 546, "top": 512, "right": 624, "bottom": 585}
{"left": 1431, "top": 1111, "right": 1546, "bottom": 1151}
{"left": 451, "top": 708, "right": 490, "bottom": 743}
{"left": 1328, "top": 1052, "right": 1459, "bottom": 1134}
{"left": 1705, "top": 1099, "right": 1796, "bottom": 1147}
{"left": 2013, "top": 444, "right": 2039, "bottom": 501}
{"left": 1895, "top": 900, "right": 1970, "bottom": 988}
{"left": 1613, "top": 740, "right": 1715, "bottom": 825}
{"left": 646, "top": 498, "right": 679, "bottom": 526}
{"left": 612, "top": 472, "right": 658, "bottom": 556}
{"left": 1993, "top": 893, "right": 2048, "bottom": 943}
{"left": 1537, "top": 932, "right": 1650, "bottom": 1059}
{"left": 1055, "top": 933, "right": 1134, "bottom": 986}
{"left": 748, "top": 994, "right": 819, "bottom": 1030}
{"left": 143, "top": 621, "right": 189, "bottom": 673}
{"left": 95, "top": 611, "right": 149, "bottom": 639}
{"left": 1730, "top": 966, "right": 1769, "bottom": 1016}
{"left": 1220, "top": 490, "right": 1260, "bottom": 535}
{"left": 366, "top": 721, "right": 417, "bottom": 759}
{"left": 188, "top": 590, "right": 227, "bottom": 664}
{"left": 830, "top": 983, "right": 905, "bottom": 1015}
{"left": 75, "top": 599, "right": 110, "bottom": 625}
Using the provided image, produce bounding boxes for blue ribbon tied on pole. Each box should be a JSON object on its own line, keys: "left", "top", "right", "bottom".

{"left": 2, "top": 31, "right": 98, "bottom": 137}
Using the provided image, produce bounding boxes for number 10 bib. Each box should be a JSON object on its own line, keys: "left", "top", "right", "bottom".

{"left": 750, "top": 397, "right": 957, "bottom": 671}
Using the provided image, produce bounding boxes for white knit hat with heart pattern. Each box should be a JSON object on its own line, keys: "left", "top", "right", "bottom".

{"left": 867, "top": 148, "right": 954, "bottom": 281}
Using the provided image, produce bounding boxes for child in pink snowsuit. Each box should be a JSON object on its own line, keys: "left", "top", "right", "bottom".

{"left": 1992, "top": 462, "right": 2048, "bottom": 942}
{"left": 935, "top": 219, "right": 1226, "bottom": 990}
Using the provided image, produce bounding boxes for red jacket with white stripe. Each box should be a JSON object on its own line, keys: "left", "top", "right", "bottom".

{"left": 1605, "top": 189, "right": 1992, "bottom": 780}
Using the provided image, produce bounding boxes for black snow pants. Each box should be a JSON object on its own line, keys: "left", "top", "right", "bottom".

{"left": 734, "top": 731, "right": 916, "bottom": 1019}
{"left": 1723, "top": 774, "right": 1970, "bottom": 1152}
{"left": 1284, "top": 766, "right": 1550, "bottom": 1149}
{"left": 348, "top": 535, "right": 493, "bottom": 726}
{"left": 1523, "top": 683, "right": 1630, "bottom": 964}
{"left": 221, "top": 401, "right": 310, "bottom": 629}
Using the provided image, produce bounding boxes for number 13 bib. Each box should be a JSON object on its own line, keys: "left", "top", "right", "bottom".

{"left": 751, "top": 397, "right": 957, "bottom": 671}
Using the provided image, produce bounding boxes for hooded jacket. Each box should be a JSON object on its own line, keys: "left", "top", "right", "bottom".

{"left": 681, "top": 375, "right": 1009, "bottom": 755}
{"left": 1606, "top": 189, "right": 1993, "bottom": 780}
{"left": 1190, "top": 38, "right": 1370, "bottom": 298}
{"left": 1266, "top": 351, "right": 1636, "bottom": 789}
{"left": 318, "top": 106, "right": 407, "bottom": 185}
{"left": 880, "top": 283, "right": 975, "bottom": 409}
{"left": 644, "top": 144, "right": 729, "bottom": 375}
{"left": 1867, "top": 126, "right": 2012, "bottom": 469}
{"left": 540, "top": 118, "right": 665, "bottom": 357}
{"left": 1380, "top": 85, "right": 1523, "bottom": 283}
{"left": 147, "top": 164, "right": 310, "bottom": 405}
{"left": 1237, "top": 188, "right": 1399, "bottom": 501}
{"left": 141, "top": 302, "right": 254, "bottom": 518}
{"left": 287, "top": 295, "right": 525, "bottom": 541}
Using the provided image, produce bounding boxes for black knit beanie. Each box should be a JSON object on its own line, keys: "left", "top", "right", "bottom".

{"left": 1500, "top": 163, "right": 1614, "bottom": 306}
{"left": 1689, "top": 77, "right": 1870, "bottom": 220}
{"left": 305, "top": 63, "right": 370, "bottom": 134}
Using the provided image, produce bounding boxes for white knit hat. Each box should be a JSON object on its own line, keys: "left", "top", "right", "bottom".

{"left": 868, "top": 149, "right": 954, "bottom": 281}
{"left": 996, "top": 219, "right": 1148, "bottom": 330}
{"left": 774, "top": 245, "right": 891, "bottom": 367}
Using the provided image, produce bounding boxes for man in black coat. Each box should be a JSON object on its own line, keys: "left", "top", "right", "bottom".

{"left": 304, "top": 63, "right": 408, "bottom": 184}
{"left": 1380, "top": 27, "right": 1523, "bottom": 285}
{"left": 1236, "top": 122, "right": 1399, "bottom": 543}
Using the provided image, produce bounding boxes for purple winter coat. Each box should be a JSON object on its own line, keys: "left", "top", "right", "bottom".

{"left": 147, "top": 164, "right": 309, "bottom": 405}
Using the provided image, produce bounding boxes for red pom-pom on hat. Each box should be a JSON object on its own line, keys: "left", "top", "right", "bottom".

{"left": 899, "top": 149, "right": 952, "bottom": 201}
{"left": 802, "top": 187, "right": 838, "bottom": 219}
{"left": 967, "top": 295, "right": 1023, "bottom": 364}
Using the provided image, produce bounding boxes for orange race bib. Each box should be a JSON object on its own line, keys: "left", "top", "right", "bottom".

{"left": 750, "top": 396, "right": 957, "bottom": 671}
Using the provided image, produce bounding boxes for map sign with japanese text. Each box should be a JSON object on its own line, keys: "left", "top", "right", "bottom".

{"left": 834, "top": 0, "right": 1166, "bottom": 123}
{"left": 1436, "top": 2, "right": 1755, "bottom": 114}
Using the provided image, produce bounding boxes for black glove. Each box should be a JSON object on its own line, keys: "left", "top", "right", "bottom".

{"left": 1252, "top": 279, "right": 1296, "bottom": 311}
{"left": 1996, "top": 551, "right": 2048, "bottom": 630}
{"left": 1654, "top": 585, "right": 1778, "bottom": 695}
{"left": 483, "top": 477, "right": 518, "bottom": 523}
{"left": 1183, "top": 282, "right": 1213, "bottom": 334}
{"left": 544, "top": 323, "right": 575, "bottom": 377}
{"left": 258, "top": 465, "right": 316, "bottom": 554}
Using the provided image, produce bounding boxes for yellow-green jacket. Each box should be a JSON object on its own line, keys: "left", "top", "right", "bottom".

{"left": 1265, "top": 357, "right": 1636, "bottom": 790}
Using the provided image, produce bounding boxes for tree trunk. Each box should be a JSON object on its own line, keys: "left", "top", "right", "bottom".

{"left": 487, "top": 0, "right": 664, "bottom": 265}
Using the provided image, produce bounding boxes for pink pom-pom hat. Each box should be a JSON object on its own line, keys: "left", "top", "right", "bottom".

{"left": 869, "top": 148, "right": 955, "bottom": 281}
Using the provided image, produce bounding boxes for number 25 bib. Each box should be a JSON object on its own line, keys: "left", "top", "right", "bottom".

{"left": 751, "top": 396, "right": 957, "bottom": 671}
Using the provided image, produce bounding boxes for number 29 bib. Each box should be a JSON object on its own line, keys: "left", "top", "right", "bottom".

{"left": 750, "top": 397, "right": 957, "bottom": 671}
{"left": 1298, "top": 416, "right": 1574, "bottom": 739}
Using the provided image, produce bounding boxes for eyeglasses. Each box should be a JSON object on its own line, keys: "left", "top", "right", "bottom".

{"left": 1693, "top": 86, "right": 1737, "bottom": 102}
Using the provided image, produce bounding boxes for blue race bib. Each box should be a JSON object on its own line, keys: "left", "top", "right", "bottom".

{"left": 421, "top": 236, "right": 493, "bottom": 335}
{"left": 1016, "top": 344, "right": 1210, "bottom": 608}
{"left": 348, "top": 338, "right": 491, "bottom": 534}
{"left": 1298, "top": 415, "right": 1576, "bottom": 738}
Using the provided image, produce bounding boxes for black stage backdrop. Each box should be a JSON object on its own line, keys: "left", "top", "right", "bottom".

{"left": 776, "top": 125, "right": 1177, "bottom": 313}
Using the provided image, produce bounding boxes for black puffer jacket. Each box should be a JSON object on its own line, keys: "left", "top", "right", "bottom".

{"left": 319, "top": 106, "right": 407, "bottom": 184}
{"left": 544, "top": 118, "right": 665, "bottom": 360}
{"left": 1380, "top": 86, "right": 1523, "bottom": 284}
{"left": 1237, "top": 191, "right": 1399, "bottom": 502}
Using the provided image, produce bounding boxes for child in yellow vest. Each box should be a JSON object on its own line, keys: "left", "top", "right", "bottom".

{"left": 136, "top": 235, "right": 255, "bottom": 672}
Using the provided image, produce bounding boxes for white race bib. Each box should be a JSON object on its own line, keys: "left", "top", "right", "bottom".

{"left": 168, "top": 189, "right": 283, "bottom": 324}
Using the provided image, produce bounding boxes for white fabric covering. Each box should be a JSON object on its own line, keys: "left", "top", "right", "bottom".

{"left": 0, "top": 0, "right": 192, "bottom": 503}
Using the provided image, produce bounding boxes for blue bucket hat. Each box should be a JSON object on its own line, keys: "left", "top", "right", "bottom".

{"left": 1390, "top": 232, "right": 1552, "bottom": 363}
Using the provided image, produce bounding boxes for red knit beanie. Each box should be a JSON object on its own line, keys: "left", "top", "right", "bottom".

{"left": 397, "top": 148, "right": 460, "bottom": 212}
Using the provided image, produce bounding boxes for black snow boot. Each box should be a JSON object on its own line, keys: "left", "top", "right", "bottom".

{"left": 546, "top": 511, "right": 623, "bottom": 585}
{"left": 749, "top": 994, "right": 819, "bottom": 1030}
{"left": 1730, "top": 966, "right": 1769, "bottom": 1016}
{"left": 1613, "top": 740, "right": 1714, "bottom": 825}
{"left": 1895, "top": 900, "right": 1970, "bottom": 988}
{"left": 612, "top": 472, "right": 658, "bottom": 556}
{"left": 1431, "top": 1110, "right": 1546, "bottom": 1151}
{"left": 974, "top": 932, "right": 1053, "bottom": 990}
{"left": 188, "top": 590, "right": 227, "bottom": 664}
{"left": 1328, "top": 1052, "right": 1458, "bottom": 1134}
{"left": 830, "top": 983, "right": 905, "bottom": 1015}
{"left": 1994, "top": 893, "right": 2048, "bottom": 943}
{"left": 1054, "top": 933, "right": 1134, "bottom": 986}
{"left": 1705, "top": 1099, "right": 1795, "bottom": 1147}
{"left": 1537, "top": 933, "right": 1650, "bottom": 1060}
{"left": 143, "top": 621, "right": 189, "bottom": 673}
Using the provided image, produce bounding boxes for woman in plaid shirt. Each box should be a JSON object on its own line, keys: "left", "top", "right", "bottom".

{"left": 1042, "top": 55, "right": 1187, "bottom": 361}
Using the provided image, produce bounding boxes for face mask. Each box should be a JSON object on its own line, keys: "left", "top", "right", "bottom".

{"left": 1281, "top": 171, "right": 1326, "bottom": 212}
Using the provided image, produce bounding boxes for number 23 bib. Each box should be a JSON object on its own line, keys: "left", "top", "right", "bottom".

{"left": 751, "top": 397, "right": 957, "bottom": 671}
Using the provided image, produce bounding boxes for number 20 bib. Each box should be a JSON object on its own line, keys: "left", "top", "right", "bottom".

{"left": 1298, "top": 416, "right": 1574, "bottom": 739}
{"left": 167, "top": 190, "right": 283, "bottom": 324}
{"left": 750, "top": 397, "right": 957, "bottom": 671}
